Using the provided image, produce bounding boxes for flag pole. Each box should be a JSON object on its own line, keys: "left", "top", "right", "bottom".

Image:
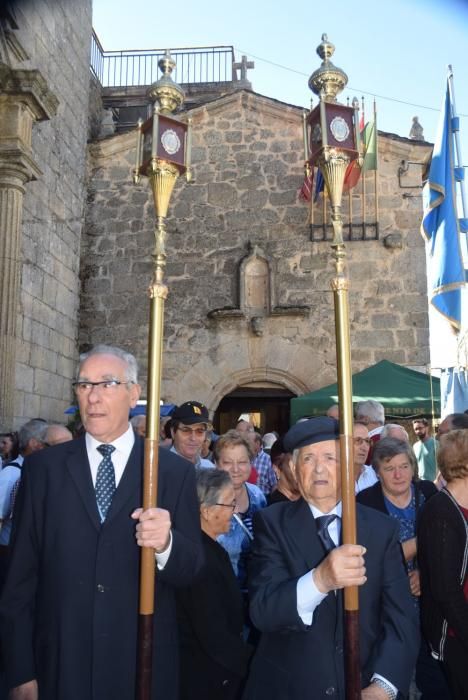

{"left": 447, "top": 66, "right": 468, "bottom": 219}
{"left": 307, "top": 34, "right": 361, "bottom": 699}
{"left": 373, "top": 100, "right": 379, "bottom": 236}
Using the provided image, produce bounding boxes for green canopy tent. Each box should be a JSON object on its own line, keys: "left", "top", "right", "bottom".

{"left": 290, "top": 360, "right": 440, "bottom": 424}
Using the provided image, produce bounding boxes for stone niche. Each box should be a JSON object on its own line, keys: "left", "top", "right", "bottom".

{"left": 208, "top": 242, "right": 309, "bottom": 339}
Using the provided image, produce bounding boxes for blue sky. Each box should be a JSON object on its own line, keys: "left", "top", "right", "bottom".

{"left": 93, "top": 0, "right": 468, "bottom": 164}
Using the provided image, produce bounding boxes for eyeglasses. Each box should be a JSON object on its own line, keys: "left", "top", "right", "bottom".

{"left": 73, "top": 379, "right": 134, "bottom": 394}
{"left": 353, "top": 437, "right": 371, "bottom": 446}
{"left": 214, "top": 501, "right": 236, "bottom": 510}
{"left": 178, "top": 426, "right": 206, "bottom": 436}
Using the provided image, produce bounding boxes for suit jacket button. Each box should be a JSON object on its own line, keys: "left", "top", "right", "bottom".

{"left": 325, "top": 687, "right": 335, "bottom": 695}
{"left": 222, "top": 680, "right": 230, "bottom": 687}
{"left": 97, "top": 584, "right": 105, "bottom": 593}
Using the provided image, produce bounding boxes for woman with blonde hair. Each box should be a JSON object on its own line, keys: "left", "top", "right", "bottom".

{"left": 213, "top": 430, "right": 266, "bottom": 590}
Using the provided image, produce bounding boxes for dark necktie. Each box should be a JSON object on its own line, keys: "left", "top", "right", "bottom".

{"left": 316, "top": 514, "right": 338, "bottom": 553}
{"left": 96, "top": 444, "right": 116, "bottom": 522}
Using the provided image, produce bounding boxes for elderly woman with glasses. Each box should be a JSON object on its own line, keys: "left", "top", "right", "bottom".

{"left": 418, "top": 429, "right": 468, "bottom": 700}
{"left": 176, "top": 469, "right": 251, "bottom": 700}
{"left": 357, "top": 437, "right": 451, "bottom": 699}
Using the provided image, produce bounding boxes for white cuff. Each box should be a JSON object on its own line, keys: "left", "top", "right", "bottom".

{"left": 155, "top": 530, "right": 173, "bottom": 570}
{"left": 371, "top": 673, "right": 398, "bottom": 698}
{"left": 296, "top": 569, "right": 327, "bottom": 625}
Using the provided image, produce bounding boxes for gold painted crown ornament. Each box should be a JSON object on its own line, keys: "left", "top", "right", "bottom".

{"left": 147, "top": 50, "right": 185, "bottom": 115}
{"left": 308, "top": 34, "right": 348, "bottom": 102}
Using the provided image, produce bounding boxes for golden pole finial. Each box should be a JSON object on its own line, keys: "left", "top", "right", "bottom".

{"left": 308, "top": 33, "right": 348, "bottom": 102}
{"left": 147, "top": 49, "right": 185, "bottom": 115}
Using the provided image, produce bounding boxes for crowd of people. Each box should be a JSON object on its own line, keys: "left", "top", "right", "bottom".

{"left": 0, "top": 345, "right": 467, "bottom": 700}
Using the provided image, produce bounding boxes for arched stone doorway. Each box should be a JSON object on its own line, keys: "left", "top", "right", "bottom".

{"left": 209, "top": 369, "right": 308, "bottom": 435}
{"left": 214, "top": 386, "right": 295, "bottom": 435}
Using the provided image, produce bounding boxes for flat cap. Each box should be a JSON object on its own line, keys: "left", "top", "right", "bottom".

{"left": 172, "top": 401, "right": 210, "bottom": 425}
{"left": 283, "top": 416, "right": 339, "bottom": 452}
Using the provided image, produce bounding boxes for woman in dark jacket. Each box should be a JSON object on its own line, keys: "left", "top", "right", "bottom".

{"left": 418, "top": 429, "right": 468, "bottom": 700}
{"left": 357, "top": 437, "right": 450, "bottom": 699}
{"left": 267, "top": 438, "right": 300, "bottom": 506}
{"left": 176, "top": 469, "right": 251, "bottom": 700}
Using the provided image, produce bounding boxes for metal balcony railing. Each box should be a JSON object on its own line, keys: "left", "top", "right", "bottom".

{"left": 90, "top": 30, "right": 235, "bottom": 88}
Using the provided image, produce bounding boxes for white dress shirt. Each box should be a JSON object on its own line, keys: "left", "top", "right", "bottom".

{"left": 296, "top": 502, "right": 342, "bottom": 625}
{"left": 0, "top": 454, "right": 24, "bottom": 545}
{"left": 355, "top": 464, "right": 379, "bottom": 494}
{"left": 86, "top": 424, "right": 172, "bottom": 568}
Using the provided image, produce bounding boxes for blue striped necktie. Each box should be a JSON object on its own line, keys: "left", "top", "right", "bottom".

{"left": 96, "top": 444, "right": 116, "bottom": 521}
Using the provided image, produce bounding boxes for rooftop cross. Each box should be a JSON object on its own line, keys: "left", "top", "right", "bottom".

{"left": 233, "top": 54, "right": 254, "bottom": 85}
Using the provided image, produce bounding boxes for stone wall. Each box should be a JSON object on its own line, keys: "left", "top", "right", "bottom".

{"left": 80, "top": 91, "right": 431, "bottom": 413}
{"left": 10, "top": 0, "right": 92, "bottom": 425}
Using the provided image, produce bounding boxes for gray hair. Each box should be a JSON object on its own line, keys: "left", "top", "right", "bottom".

{"left": 78, "top": 344, "right": 138, "bottom": 383}
{"left": 355, "top": 400, "right": 385, "bottom": 426}
{"left": 372, "top": 437, "right": 417, "bottom": 476}
{"left": 130, "top": 415, "right": 146, "bottom": 429}
{"left": 381, "top": 423, "right": 409, "bottom": 441}
{"left": 18, "top": 419, "right": 49, "bottom": 452}
{"left": 196, "top": 469, "right": 232, "bottom": 507}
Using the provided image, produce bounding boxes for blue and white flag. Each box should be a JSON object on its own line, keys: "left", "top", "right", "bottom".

{"left": 421, "top": 76, "right": 467, "bottom": 332}
{"left": 440, "top": 367, "right": 468, "bottom": 415}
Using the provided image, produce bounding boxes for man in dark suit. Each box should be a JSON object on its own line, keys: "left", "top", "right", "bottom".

{"left": 243, "top": 417, "right": 419, "bottom": 700}
{"left": 0, "top": 344, "right": 203, "bottom": 700}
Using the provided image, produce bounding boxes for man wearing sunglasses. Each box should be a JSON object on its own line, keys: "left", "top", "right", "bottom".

{"left": 0, "top": 344, "right": 203, "bottom": 700}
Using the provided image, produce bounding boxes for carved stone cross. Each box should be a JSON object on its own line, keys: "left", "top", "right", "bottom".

{"left": 233, "top": 55, "right": 254, "bottom": 84}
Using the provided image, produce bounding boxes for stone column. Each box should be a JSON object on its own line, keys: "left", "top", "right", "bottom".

{"left": 0, "top": 64, "right": 58, "bottom": 430}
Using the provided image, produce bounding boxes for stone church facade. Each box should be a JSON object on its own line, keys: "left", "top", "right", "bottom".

{"left": 0, "top": 0, "right": 432, "bottom": 432}
{"left": 0, "top": 0, "right": 92, "bottom": 431}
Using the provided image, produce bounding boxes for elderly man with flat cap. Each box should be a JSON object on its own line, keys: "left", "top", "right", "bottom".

{"left": 243, "top": 417, "right": 419, "bottom": 700}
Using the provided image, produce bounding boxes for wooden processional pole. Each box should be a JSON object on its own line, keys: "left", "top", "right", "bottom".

{"left": 304, "top": 34, "right": 363, "bottom": 699}
{"left": 132, "top": 51, "right": 192, "bottom": 700}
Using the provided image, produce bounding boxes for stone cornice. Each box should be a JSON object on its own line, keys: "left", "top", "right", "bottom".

{"left": 0, "top": 145, "right": 42, "bottom": 182}
{"left": 0, "top": 63, "right": 59, "bottom": 120}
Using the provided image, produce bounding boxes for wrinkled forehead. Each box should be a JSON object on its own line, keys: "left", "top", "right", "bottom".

{"left": 298, "top": 439, "right": 339, "bottom": 460}
{"left": 353, "top": 423, "right": 369, "bottom": 438}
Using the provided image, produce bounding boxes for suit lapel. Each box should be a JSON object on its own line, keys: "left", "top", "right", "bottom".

{"left": 105, "top": 437, "right": 142, "bottom": 525}
{"left": 66, "top": 436, "right": 101, "bottom": 530}
{"left": 288, "top": 499, "right": 338, "bottom": 615}
{"left": 288, "top": 499, "right": 329, "bottom": 572}
{"left": 66, "top": 435, "right": 142, "bottom": 531}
